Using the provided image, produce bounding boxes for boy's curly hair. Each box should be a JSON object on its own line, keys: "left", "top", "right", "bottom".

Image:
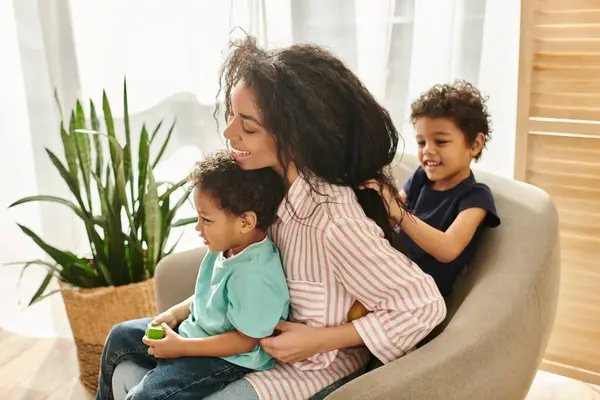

{"left": 410, "top": 80, "right": 492, "bottom": 161}
{"left": 188, "top": 151, "right": 285, "bottom": 231}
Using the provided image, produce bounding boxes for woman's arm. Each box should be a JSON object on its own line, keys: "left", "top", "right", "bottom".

{"left": 259, "top": 321, "right": 363, "bottom": 363}
{"left": 325, "top": 215, "right": 446, "bottom": 363}
{"left": 262, "top": 209, "right": 446, "bottom": 364}
{"left": 315, "top": 323, "right": 363, "bottom": 352}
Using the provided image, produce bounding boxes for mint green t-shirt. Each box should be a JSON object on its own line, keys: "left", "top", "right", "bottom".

{"left": 177, "top": 237, "right": 290, "bottom": 371}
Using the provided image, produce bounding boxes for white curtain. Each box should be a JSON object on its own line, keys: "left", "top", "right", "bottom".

{"left": 1, "top": 0, "right": 520, "bottom": 337}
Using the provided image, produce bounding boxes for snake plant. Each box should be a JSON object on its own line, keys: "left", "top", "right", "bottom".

{"left": 9, "top": 80, "right": 196, "bottom": 305}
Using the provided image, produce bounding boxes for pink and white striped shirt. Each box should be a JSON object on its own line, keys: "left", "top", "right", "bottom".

{"left": 244, "top": 176, "right": 446, "bottom": 399}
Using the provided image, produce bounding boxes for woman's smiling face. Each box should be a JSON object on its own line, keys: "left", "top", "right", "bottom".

{"left": 223, "top": 81, "right": 280, "bottom": 172}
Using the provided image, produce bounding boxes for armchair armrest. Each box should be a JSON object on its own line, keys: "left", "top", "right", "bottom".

{"left": 154, "top": 247, "right": 207, "bottom": 313}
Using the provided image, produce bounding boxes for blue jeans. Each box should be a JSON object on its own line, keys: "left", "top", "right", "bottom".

{"left": 96, "top": 317, "right": 251, "bottom": 400}
{"left": 114, "top": 363, "right": 366, "bottom": 400}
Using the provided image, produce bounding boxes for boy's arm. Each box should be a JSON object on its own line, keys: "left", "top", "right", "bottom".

{"left": 364, "top": 182, "right": 490, "bottom": 263}
{"left": 399, "top": 189, "right": 407, "bottom": 204}
{"left": 183, "top": 330, "right": 259, "bottom": 357}
{"left": 399, "top": 208, "right": 487, "bottom": 263}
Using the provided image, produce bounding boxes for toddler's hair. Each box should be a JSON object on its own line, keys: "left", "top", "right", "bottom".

{"left": 410, "top": 80, "right": 492, "bottom": 161}
{"left": 189, "top": 151, "right": 285, "bottom": 231}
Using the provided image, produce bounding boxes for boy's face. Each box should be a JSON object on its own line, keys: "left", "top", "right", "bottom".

{"left": 193, "top": 187, "right": 244, "bottom": 254}
{"left": 414, "top": 117, "right": 483, "bottom": 190}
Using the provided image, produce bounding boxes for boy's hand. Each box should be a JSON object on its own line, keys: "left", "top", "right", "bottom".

{"left": 360, "top": 179, "right": 405, "bottom": 225}
{"left": 151, "top": 309, "right": 178, "bottom": 329}
{"left": 143, "top": 323, "right": 188, "bottom": 359}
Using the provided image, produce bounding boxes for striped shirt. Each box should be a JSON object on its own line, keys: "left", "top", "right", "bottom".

{"left": 245, "top": 176, "right": 447, "bottom": 399}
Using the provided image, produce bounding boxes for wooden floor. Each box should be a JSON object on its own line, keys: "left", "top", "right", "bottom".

{"left": 1, "top": 328, "right": 599, "bottom": 400}
{"left": 0, "top": 329, "right": 93, "bottom": 400}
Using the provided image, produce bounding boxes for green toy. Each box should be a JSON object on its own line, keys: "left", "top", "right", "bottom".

{"left": 146, "top": 323, "right": 165, "bottom": 340}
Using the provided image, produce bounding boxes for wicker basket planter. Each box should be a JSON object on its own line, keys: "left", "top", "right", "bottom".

{"left": 61, "top": 278, "right": 156, "bottom": 393}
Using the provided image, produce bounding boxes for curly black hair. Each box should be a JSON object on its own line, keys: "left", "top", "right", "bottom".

{"left": 215, "top": 35, "right": 404, "bottom": 244}
{"left": 410, "top": 80, "right": 492, "bottom": 161}
{"left": 188, "top": 151, "right": 285, "bottom": 231}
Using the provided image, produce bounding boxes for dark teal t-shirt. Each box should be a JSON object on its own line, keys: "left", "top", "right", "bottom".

{"left": 398, "top": 166, "right": 500, "bottom": 297}
{"left": 178, "top": 238, "right": 290, "bottom": 370}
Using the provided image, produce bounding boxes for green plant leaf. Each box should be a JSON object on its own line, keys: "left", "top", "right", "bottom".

{"left": 165, "top": 189, "right": 192, "bottom": 226}
{"left": 69, "top": 110, "right": 76, "bottom": 137}
{"left": 171, "top": 217, "right": 197, "bottom": 227}
{"left": 144, "top": 169, "right": 161, "bottom": 276}
{"left": 16, "top": 224, "right": 93, "bottom": 275}
{"left": 136, "top": 126, "right": 150, "bottom": 230}
{"left": 10, "top": 195, "right": 87, "bottom": 221}
{"left": 53, "top": 88, "right": 64, "bottom": 121}
{"left": 151, "top": 119, "right": 176, "bottom": 169}
{"left": 13, "top": 259, "right": 59, "bottom": 298}
{"left": 127, "top": 232, "right": 145, "bottom": 282}
{"left": 159, "top": 178, "right": 188, "bottom": 201}
{"left": 77, "top": 129, "right": 131, "bottom": 218}
{"left": 90, "top": 100, "right": 103, "bottom": 179}
{"left": 13, "top": 225, "right": 103, "bottom": 289}
{"left": 28, "top": 262, "right": 60, "bottom": 306}
{"left": 161, "top": 189, "right": 192, "bottom": 258}
{"left": 123, "top": 79, "right": 134, "bottom": 205}
{"left": 46, "top": 148, "right": 84, "bottom": 208}
{"left": 159, "top": 195, "right": 171, "bottom": 257}
{"left": 150, "top": 120, "right": 164, "bottom": 144}
{"left": 124, "top": 143, "right": 132, "bottom": 187}
{"left": 14, "top": 87, "right": 192, "bottom": 291}
{"left": 74, "top": 101, "right": 93, "bottom": 211}
{"left": 60, "top": 123, "right": 79, "bottom": 185}
{"left": 48, "top": 138, "right": 113, "bottom": 286}
{"left": 4, "top": 259, "right": 56, "bottom": 268}
{"left": 29, "top": 286, "right": 72, "bottom": 306}
{"left": 7, "top": 259, "right": 62, "bottom": 306}
{"left": 103, "top": 91, "right": 116, "bottom": 142}
{"left": 165, "top": 230, "right": 185, "bottom": 255}
{"left": 102, "top": 91, "right": 126, "bottom": 210}
{"left": 93, "top": 172, "right": 126, "bottom": 285}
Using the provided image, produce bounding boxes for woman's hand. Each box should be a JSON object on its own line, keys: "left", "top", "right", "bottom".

{"left": 259, "top": 321, "right": 324, "bottom": 363}
{"left": 143, "top": 323, "right": 188, "bottom": 359}
{"left": 151, "top": 309, "right": 178, "bottom": 329}
{"left": 360, "top": 179, "right": 405, "bottom": 226}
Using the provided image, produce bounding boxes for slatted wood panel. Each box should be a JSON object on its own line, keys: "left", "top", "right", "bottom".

{"left": 526, "top": 134, "right": 600, "bottom": 380}
{"left": 517, "top": 0, "right": 600, "bottom": 385}
{"left": 532, "top": 0, "right": 600, "bottom": 122}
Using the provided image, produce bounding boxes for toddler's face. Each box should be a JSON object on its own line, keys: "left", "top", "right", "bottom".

{"left": 414, "top": 117, "right": 482, "bottom": 190}
{"left": 192, "top": 187, "right": 242, "bottom": 254}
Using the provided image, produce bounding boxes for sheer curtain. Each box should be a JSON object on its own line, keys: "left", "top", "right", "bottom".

{"left": 1, "top": 0, "right": 519, "bottom": 337}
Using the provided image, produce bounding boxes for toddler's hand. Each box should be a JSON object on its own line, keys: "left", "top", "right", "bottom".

{"left": 143, "top": 323, "right": 187, "bottom": 359}
{"left": 151, "top": 309, "right": 178, "bottom": 330}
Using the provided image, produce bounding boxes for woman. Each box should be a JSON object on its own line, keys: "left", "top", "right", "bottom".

{"left": 112, "top": 36, "right": 446, "bottom": 400}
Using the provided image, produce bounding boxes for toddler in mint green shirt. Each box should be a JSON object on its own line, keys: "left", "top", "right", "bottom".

{"left": 96, "top": 151, "right": 289, "bottom": 399}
